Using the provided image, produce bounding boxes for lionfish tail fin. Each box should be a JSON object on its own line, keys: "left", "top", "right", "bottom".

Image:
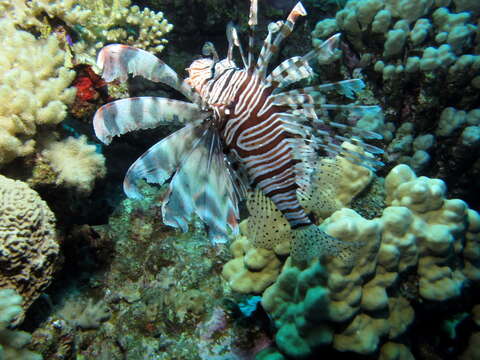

{"left": 292, "top": 225, "right": 361, "bottom": 265}
{"left": 97, "top": 44, "right": 200, "bottom": 104}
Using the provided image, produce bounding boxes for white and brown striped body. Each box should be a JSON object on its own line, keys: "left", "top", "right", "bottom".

{"left": 93, "top": 0, "right": 383, "bottom": 254}
{"left": 187, "top": 60, "right": 311, "bottom": 229}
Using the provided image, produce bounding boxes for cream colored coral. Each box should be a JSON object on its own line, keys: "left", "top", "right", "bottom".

{"left": 252, "top": 164, "right": 479, "bottom": 357}
{"left": 385, "top": 164, "right": 471, "bottom": 300}
{"left": 42, "top": 136, "right": 106, "bottom": 194}
{"left": 379, "top": 342, "right": 414, "bottom": 360}
{"left": 460, "top": 332, "right": 480, "bottom": 360}
{"left": 0, "top": 175, "right": 59, "bottom": 325}
{"left": 222, "top": 236, "right": 282, "bottom": 294}
{"left": 0, "top": 18, "right": 76, "bottom": 165}
{"left": 1, "top": 0, "right": 172, "bottom": 66}
{"left": 322, "top": 208, "right": 382, "bottom": 322}
{"left": 70, "top": 0, "right": 173, "bottom": 65}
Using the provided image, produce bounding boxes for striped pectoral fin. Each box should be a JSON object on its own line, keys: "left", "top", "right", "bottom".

{"left": 93, "top": 97, "right": 209, "bottom": 144}
{"left": 123, "top": 124, "right": 205, "bottom": 199}
{"left": 162, "top": 129, "right": 240, "bottom": 242}
{"left": 297, "top": 79, "right": 366, "bottom": 100}
{"left": 292, "top": 224, "right": 361, "bottom": 265}
{"left": 97, "top": 44, "right": 200, "bottom": 103}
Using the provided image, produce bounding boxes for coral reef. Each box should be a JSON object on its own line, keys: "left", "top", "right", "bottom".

{"left": 223, "top": 145, "right": 374, "bottom": 294}
{"left": 225, "top": 161, "right": 480, "bottom": 358}
{"left": 311, "top": 0, "right": 480, "bottom": 204}
{"left": 0, "top": 175, "right": 59, "bottom": 325}
{"left": 23, "top": 182, "right": 271, "bottom": 359}
{"left": 41, "top": 136, "right": 106, "bottom": 194}
{"left": 70, "top": 0, "right": 173, "bottom": 65}
{"left": 0, "top": 17, "right": 76, "bottom": 165}
{"left": 1, "top": 0, "right": 173, "bottom": 66}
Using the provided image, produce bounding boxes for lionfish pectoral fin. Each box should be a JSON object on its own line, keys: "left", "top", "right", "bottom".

{"left": 93, "top": 97, "right": 209, "bottom": 144}
{"left": 123, "top": 124, "right": 205, "bottom": 199}
{"left": 292, "top": 225, "right": 361, "bottom": 265}
{"left": 96, "top": 44, "right": 201, "bottom": 104}
{"left": 162, "top": 128, "right": 240, "bottom": 243}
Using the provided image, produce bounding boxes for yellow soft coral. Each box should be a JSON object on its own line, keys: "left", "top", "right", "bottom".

{"left": 0, "top": 17, "right": 76, "bottom": 165}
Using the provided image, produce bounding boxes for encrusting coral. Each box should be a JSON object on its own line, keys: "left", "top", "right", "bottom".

{"left": 0, "top": 17, "right": 76, "bottom": 165}
{"left": 41, "top": 136, "right": 106, "bottom": 194}
{"left": 0, "top": 175, "right": 59, "bottom": 325}
{"left": 224, "top": 156, "right": 480, "bottom": 358}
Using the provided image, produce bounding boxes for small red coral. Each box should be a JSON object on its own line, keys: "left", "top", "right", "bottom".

{"left": 74, "top": 76, "right": 97, "bottom": 102}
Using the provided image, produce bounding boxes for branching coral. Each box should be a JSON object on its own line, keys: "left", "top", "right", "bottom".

{"left": 4, "top": 0, "right": 173, "bottom": 65}
{"left": 0, "top": 17, "right": 76, "bottom": 165}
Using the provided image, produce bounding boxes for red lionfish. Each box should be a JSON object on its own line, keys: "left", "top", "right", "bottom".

{"left": 93, "top": 1, "right": 383, "bottom": 262}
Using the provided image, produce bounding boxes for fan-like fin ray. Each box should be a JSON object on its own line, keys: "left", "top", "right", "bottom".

{"left": 97, "top": 44, "right": 201, "bottom": 104}
{"left": 93, "top": 97, "right": 209, "bottom": 144}
{"left": 226, "top": 22, "right": 247, "bottom": 67}
{"left": 162, "top": 128, "right": 240, "bottom": 243}
{"left": 123, "top": 125, "right": 205, "bottom": 199}
{"left": 247, "top": 0, "right": 258, "bottom": 69}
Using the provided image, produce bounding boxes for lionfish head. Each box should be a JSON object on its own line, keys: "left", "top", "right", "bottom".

{"left": 186, "top": 58, "right": 236, "bottom": 94}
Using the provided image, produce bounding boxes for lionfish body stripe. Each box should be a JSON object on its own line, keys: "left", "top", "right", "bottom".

{"left": 93, "top": 1, "right": 384, "bottom": 259}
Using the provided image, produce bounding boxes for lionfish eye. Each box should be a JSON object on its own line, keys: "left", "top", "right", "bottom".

{"left": 202, "top": 41, "right": 219, "bottom": 61}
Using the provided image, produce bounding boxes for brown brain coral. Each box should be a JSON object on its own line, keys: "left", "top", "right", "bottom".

{"left": 0, "top": 175, "right": 59, "bottom": 324}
